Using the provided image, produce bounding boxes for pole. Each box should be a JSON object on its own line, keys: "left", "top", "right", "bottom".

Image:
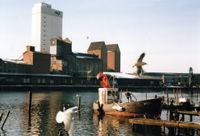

{"left": 28, "top": 91, "right": 32, "bottom": 122}
{"left": 145, "top": 93, "right": 147, "bottom": 100}
{"left": 0, "top": 113, "right": 3, "bottom": 123}
{"left": 166, "top": 88, "right": 169, "bottom": 105}
{"left": 76, "top": 95, "right": 81, "bottom": 111}
{"left": 1, "top": 111, "right": 10, "bottom": 130}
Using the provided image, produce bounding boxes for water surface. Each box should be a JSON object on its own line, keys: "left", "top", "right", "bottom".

{"left": 0, "top": 89, "right": 199, "bottom": 136}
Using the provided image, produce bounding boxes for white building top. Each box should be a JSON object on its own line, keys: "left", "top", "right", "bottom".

{"left": 32, "top": 2, "right": 63, "bottom": 17}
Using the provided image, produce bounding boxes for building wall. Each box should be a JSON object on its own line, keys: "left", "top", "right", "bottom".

{"left": 50, "top": 39, "right": 103, "bottom": 76}
{"left": 50, "top": 38, "right": 72, "bottom": 59}
{"left": 23, "top": 46, "right": 51, "bottom": 74}
{"left": 115, "top": 48, "right": 120, "bottom": 72}
{"left": 107, "top": 44, "right": 121, "bottom": 72}
{"left": 32, "top": 52, "right": 51, "bottom": 74}
{"left": 32, "top": 3, "right": 63, "bottom": 53}
{"left": 51, "top": 56, "right": 63, "bottom": 73}
{"left": 50, "top": 54, "right": 76, "bottom": 75}
{"left": 107, "top": 51, "right": 115, "bottom": 71}
{"left": 75, "top": 58, "right": 102, "bottom": 77}
{"left": 0, "top": 59, "right": 31, "bottom": 73}
{"left": 88, "top": 50, "right": 102, "bottom": 58}
{"left": 23, "top": 51, "right": 34, "bottom": 64}
{"left": 87, "top": 42, "right": 107, "bottom": 71}
{"left": 50, "top": 54, "right": 102, "bottom": 77}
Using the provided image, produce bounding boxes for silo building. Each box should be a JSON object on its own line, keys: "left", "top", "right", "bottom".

{"left": 32, "top": 3, "right": 63, "bottom": 53}
{"left": 107, "top": 44, "right": 120, "bottom": 72}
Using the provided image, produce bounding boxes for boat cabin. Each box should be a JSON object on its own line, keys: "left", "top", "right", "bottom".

{"left": 98, "top": 88, "right": 119, "bottom": 104}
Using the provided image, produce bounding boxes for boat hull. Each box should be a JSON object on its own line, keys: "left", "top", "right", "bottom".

{"left": 93, "top": 98, "right": 162, "bottom": 118}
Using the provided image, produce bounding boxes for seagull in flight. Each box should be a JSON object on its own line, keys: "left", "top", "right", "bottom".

{"left": 133, "top": 52, "right": 147, "bottom": 76}
{"left": 56, "top": 106, "right": 78, "bottom": 135}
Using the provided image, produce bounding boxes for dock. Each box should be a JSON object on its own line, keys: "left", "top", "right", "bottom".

{"left": 129, "top": 118, "right": 200, "bottom": 130}
{"left": 174, "top": 110, "right": 200, "bottom": 116}
{"left": 129, "top": 110, "right": 200, "bottom": 130}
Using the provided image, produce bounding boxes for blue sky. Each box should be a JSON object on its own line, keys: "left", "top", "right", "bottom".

{"left": 0, "top": 0, "right": 200, "bottom": 73}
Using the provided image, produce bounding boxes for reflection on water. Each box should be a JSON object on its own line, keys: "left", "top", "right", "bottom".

{"left": 93, "top": 115, "right": 133, "bottom": 136}
{"left": 0, "top": 89, "right": 200, "bottom": 136}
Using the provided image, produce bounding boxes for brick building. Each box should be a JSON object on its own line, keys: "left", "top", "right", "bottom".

{"left": 50, "top": 38, "right": 102, "bottom": 76}
{"left": 87, "top": 41, "right": 121, "bottom": 72}
{"left": 0, "top": 38, "right": 120, "bottom": 76}
{"left": 23, "top": 46, "right": 51, "bottom": 74}
{"left": 0, "top": 46, "right": 50, "bottom": 74}
{"left": 107, "top": 44, "right": 120, "bottom": 72}
{"left": 0, "top": 58, "right": 31, "bottom": 73}
{"left": 87, "top": 41, "right": 107, "bottom": 71}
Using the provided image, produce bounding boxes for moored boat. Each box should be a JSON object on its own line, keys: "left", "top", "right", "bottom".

{"left": 93, "top": 72, "right": 162, "bottom": 118}
{"left": 93, "top": 87, "right": 162, "bottom": 118}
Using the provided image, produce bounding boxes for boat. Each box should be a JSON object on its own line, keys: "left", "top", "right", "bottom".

{"left": 162, "top": 87, "right": 196, "bottom": 111}
{"left": 93, "top": 73, "right": 163, "bottom": 118}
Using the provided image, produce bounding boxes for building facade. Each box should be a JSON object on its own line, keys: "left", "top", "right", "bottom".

{"left": 87, "top": 41, "right": 121, "bottom": 72}
{"left": 32, "top": 3, "right": 63, "bottom": 53}
{"left": 107, "top": 44, "right": 120, "bottom": 72}
{"left": 0, "top": 59, "right": 31, "bottom": 73}
{"left": 23, "top": 46, "right": 51, "bottom": 74}
{"left": 87, "top": 41, "right": 107, "bottom": 71}
{"left": 73, "top": 53, "right": 102, "bottom": 77}
{"left": 50, "top": 38, "right": 103, "bottom": 77}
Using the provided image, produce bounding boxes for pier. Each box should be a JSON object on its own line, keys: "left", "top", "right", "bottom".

{"left": 129, "top": 118, "right": 200, "bottom": 130}
{"left": 129, "top": 109, "right": 200, "bottom": 132}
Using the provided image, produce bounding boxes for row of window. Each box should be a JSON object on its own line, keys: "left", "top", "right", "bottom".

{"left": 0, "top": 64, "right": 18, "bottom": 73}
{"left": 18, "top": 78, "right": 71, "bottom": 84}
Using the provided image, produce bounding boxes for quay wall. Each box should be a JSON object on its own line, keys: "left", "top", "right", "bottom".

{"left": 0, "top": 73, "right": 163, "bottom": 90}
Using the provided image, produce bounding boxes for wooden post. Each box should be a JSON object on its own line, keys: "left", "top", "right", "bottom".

{"left": 0, "top": 113, "right": 3, "bottom": 123}
{"left": 145, "top": 93, "right": 147, "bottom": 100}
{"left": 190, "top": 115, "right": 192, "bottom": 122}
{"left": 176, "top": 88, "right": 178, "bottom": 104}
{"left": 28, "top": 91, "right": 32, "bottom": 122}
{"left": 1, "top": 111, "right": 10, "bottom": 130}
{"left": 167, "top": 90, "right": 169, "bottom": 105}
{"left": 169, "top": 110, "right": 173, "bottom": 121}
{"left": 181, "top": 114, "right": 184, "bottom": 121}
{"left": 76, "top": 95, "right": 81, "bottom": 111}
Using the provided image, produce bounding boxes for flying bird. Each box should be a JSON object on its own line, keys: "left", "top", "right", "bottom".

{"left": 133, "top": 52, "right": 147, "bottom": 76}
{"left": 56, "top": 106, "right": 78, "bottom": 135}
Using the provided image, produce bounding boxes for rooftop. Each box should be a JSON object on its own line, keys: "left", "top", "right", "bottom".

{"left": 107, "top": 44, "right": 119, "bottom": 52}
{"left": 73, "top": 52, "right": 100, "bottom": 60}
{"left": 87, "top": 41, "right": 106, "bottom": 51}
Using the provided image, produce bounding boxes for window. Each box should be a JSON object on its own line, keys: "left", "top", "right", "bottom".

{"left": 23, "top": 78, "right": 30, "bottom": 83}
{"left": 37, "top": 79, "right": 41, "bottom": 83}
{"left": 50, "top": 80, "right": 54, "bottom": 84}
{"left": 42, "top": 79, "right": 46, "bottom": 84}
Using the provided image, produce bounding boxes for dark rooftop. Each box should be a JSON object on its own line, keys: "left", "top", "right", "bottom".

{"left": 107, "top": 44, "right": 120, "bottom": 52}
{"left": 73, "top": 52, "right": 100, "bottom": 60}
{"left": 87, "top": 41, "right": 106, "bottom": 51}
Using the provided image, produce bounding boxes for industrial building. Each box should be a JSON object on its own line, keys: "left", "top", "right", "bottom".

{"left": 87, "top": 41, "right": 121, "bottom": 72}
{"left": 32, "top": 3, "right": 63, "bottom": 53}
{"left": 23, "top": 46, "right": 51, "bottom": 74}
{"left": 50, "top": 38, "right": 103, "bottom": 77}
{"left": 0, "top": 59, "right": 31, "bottom": 73}
{"left": 106, "top": 44, "right": 120, "bottom": 72}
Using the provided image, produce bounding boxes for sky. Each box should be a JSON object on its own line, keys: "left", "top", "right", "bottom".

{"left": 0, "top": 0, "right": 200, "bottom": 73}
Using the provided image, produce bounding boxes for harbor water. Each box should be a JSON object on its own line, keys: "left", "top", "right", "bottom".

{"left": 0, "top": 89, "right": 200, "bottom": 136}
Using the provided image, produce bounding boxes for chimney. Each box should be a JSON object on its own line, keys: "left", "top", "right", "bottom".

{"left": 26, "top": 46, "right": 35, "bottom": 52}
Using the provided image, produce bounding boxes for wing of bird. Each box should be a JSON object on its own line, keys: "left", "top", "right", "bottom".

{"left": 137, "top": 52, "right": 145, "bottom": 62}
